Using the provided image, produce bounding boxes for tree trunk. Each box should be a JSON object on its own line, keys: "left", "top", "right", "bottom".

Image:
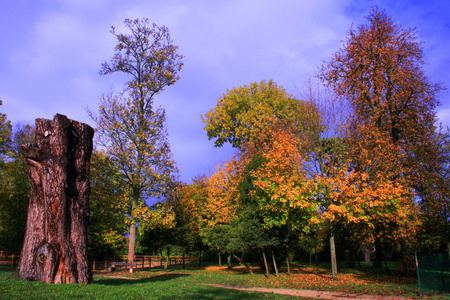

{"left": 364, "top": 247, "right": 371, "bottom": 262}
{"left": 271, "top": 250, "right": 279, "bottom": 277}
{"left": 262, "top": 250, "right": 270, "bottom": 278}
{"left": 374, "top": 237, "right": 383, "bottom": 269}
{"left": 447, "top": 242, "right": 450, "bottom": 262}
{"left": 218, "top": 251, "right": 222, "bottom": 267}
{"left": 330, "top": 229, "right": 338, "bottom": 280}
{"left": 127, "top": 192, "right": 139, "bottom": 269}
{"left": 16, "top": 114, "right": 94, "bottom": 284}
{"left": 286, "top": 257, "right": 291, "bottom": 275}
{"left": 233, "top": 254, "right": 253, "bottom": 275}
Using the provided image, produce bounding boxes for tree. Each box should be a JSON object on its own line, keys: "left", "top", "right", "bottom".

{"left": 202, "top": 80, "right": 318, "bottom": 150}
{"left": 319, "top": 7, "right": 443, "bottom": 184}
{"left": 88, "top": 151, "right": 127, "bottom": 258}
{"left": 0, "top": 100, "right": 12, "bottom": 162}
{"left": 17, "top": 114, "right": 94, "bottom": 284}
{"left": 319, "top": 7, "right": 441, "bottom": 268}
{"left": 90, "top": 18, "right": 183, "bottom": 266}
{"left": 0, "top": 123, "right": 34, "bottom": 254}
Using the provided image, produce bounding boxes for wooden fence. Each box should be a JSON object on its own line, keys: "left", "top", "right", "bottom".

{"left": 91, "top": 255, "right": 198, "bottom": 271}
{"left": 0, "top": 252, "right": 19, "bottom": 267}
{"left": 0, "top": 252, "right": 197, "bottom": 271}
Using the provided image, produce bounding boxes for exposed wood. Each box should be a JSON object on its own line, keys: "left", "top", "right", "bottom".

{"left": 16, "top": 114, "right": 94, "bottom": 284}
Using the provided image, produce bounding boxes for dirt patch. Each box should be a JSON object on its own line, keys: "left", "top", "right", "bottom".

{"left": 203, "top": 284, "right": 417, "bottom": 299}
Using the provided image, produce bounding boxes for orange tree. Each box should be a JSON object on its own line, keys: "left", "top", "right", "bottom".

{"left": 319, "top": 7, "right": 443, "bottom": 267}
{"left": 89, "top": 19, "right": 183, "bottom": 264}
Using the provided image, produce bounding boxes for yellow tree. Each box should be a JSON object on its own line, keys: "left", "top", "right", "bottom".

{"left": 90, "top": 18, "right": 183, "bottom": 265}
{"left": 202, "top": 79, "right": 318, "bottom": 150}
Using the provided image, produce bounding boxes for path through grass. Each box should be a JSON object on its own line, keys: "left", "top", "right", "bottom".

{"left": 0, "top": 263, "right": 427, "bottom": 299}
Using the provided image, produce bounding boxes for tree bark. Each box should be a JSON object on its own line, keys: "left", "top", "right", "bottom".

{"left": 271, "top": 250, "right": 279, "bottom": 277}
{"left": 16, "top": 114, "right": 94, "bottom": 284}
{"left": 330, "top": 229, "right": 338, "bottom": 280}
{"left": 262, "top": 250, "right": 270, "bottom": 278}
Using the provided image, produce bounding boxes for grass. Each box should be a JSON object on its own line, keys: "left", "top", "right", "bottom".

{"left": 0, "top": 261, "right": 443, "bottom": 299}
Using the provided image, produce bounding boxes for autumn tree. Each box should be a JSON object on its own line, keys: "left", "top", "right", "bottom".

{"left": 165, "top": 176, "right": 208, "bottom": 253}
{"left": 319, "top": 7, "right": 442, "bottom": 268}
{"left": 90, "top": 18, "right": 183, "bottom": 266}
{"left": 88, "top": 151, "right": 127, "bottom": 258}
{"left": 202, "top": 80, "right": 318, "bottom": 150}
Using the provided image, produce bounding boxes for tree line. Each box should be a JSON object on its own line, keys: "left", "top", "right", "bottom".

{"left": 0, "top": 7, "right": 449, "bottom": 279}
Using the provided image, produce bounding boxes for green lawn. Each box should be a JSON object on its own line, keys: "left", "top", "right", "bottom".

{"left": 0, "top": 262, "right": 433, "bottom": 299}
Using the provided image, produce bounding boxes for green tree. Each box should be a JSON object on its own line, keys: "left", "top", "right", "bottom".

{"left": 0, "top": 123, "right": 34, "bottom": 254}
{"left": 90, "top": 18, "right": 183, "bottom": 264}
{"left": 0, "top": 100, "right": 12, "bottom": 162}
{"left": 88, "top": 151, "right": 127, "bottom": 258}
{"left": 202, "top": 80, "right": 318, "bottom": 149}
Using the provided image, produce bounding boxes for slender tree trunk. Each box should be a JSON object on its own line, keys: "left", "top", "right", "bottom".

{"left": 401, "top": 239, "right": 411, "bottom": 276}
{"left": 447, "top": 242, "right": 450, "bottom": 262}
{"left": 16, "top": 114, "right": 94, "bottom": 284}
{"left": 127, "top": 193, "right": 139, "bottom": 271}
{"left": 286, "top": 257, "right": 291, "bottom": 275}
{"left": 233, "top": 254, "right": 253, "bottom": 275}
{"left": 227, "top": 253, "right": 232, "bottom": 269}
{"left": 374, "top": 237, "right": 383, "bottom": 269}
{"left": 330, "top": 228, "right": 338, "bottom": 280}
{"left": 218, "top": 251, "right": 222, "bottom": 267}
{"left": 198, "top": 247, "right": 202, "bottom": 267}
{"left": 271, "top": 250, "right": 279, "bottom": 277}
{"left": 364, "top": 247, "right": 371, "bottom": 262}
{"left": 262, "top": 250, "right": 270, "bottom": 278}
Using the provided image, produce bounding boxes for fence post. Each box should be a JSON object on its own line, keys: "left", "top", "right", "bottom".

{"left": 11, "top": 255, "right": 14, "bottom": 267}
{"left": 415, "top": 253, "right": 423, "bottom": 297}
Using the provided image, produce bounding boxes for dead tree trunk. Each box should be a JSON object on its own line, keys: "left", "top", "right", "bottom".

{"left": 16, "top": 114, "right": 94, "bottom": 284}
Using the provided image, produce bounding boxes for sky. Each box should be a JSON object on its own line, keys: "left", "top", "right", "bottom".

{"left": 1, "top": 0, "right": 449, "bottom": 184}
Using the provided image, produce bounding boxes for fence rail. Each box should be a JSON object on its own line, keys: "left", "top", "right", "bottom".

{"left": 91, "top": 255, "right": 198, "bottom": 271}
{"left": 0, "top": 253, "right": 198, "bottom": 271}
{"left": 0, "top": 253, "right": 19, "bottom": 267}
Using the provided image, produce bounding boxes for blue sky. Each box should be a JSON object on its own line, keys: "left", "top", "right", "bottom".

{"left": 1, "top": 0, "right": 449, "bottom": 184}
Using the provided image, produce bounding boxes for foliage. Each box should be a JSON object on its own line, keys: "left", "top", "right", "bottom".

{"left": 100, "top": 19, "right": 184, "bottom": 109}
{"left": 0, "top": 100, "right": 12, "bottom": 163}
{"left": 318, "top": 7, "right": 445, "bottom": 266}
{"left": 248, "top": 128, "right": 319, "bottom": 232}
{"left": 88, "top": 151, "right": 127, "bottom": 258}
{"left": 202, "top": 79, "right": 318, "bottom": 149}
{"left": 165, "top": 177, "right": 208, "bottom": 252}
{"left": 0, "top": 123, "right": 34, "bottom": 254}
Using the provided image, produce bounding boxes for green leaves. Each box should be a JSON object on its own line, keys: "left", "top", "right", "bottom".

{"left": 202, "top": 79, "right": 318, "bottom": 149}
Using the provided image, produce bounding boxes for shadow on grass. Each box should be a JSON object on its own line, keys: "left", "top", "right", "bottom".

{"left": 96, "top": 272, "right": 190, "bottom": 286}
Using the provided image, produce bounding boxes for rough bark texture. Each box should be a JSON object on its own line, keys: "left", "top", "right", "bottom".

{"left": 17, "top": 114, "right": 94, "bottom": 284}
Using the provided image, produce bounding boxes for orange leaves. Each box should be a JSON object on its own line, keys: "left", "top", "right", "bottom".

{"left": 204, "top": 158, "right": 244, "bottom": 226}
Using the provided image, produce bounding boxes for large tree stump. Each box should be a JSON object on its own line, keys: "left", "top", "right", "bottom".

{"left": 17, "top": 114, "right": 94, "bottom": 284}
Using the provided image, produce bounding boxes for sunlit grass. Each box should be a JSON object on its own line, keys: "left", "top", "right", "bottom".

{"left": 0, "top": 262, "right": 434, "bottom": 299}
